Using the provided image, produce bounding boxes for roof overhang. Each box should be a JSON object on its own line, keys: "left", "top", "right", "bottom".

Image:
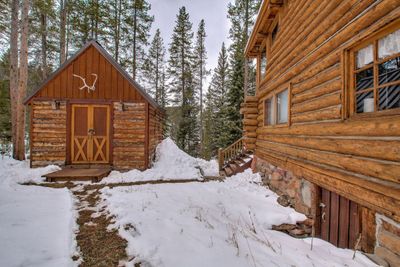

{"left": 245, "top": 0, "right": 283, "bottom": 58}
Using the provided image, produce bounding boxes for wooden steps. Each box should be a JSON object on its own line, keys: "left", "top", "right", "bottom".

{"left": 43, "top": 168, "right": 111, "bottom": 182}
{"left": 220, "top": 152, "right": 253, "bottom": 177}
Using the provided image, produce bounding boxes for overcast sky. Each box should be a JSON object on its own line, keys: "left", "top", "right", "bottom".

{"left": 148, "top": 0, "right": 232, "bottom": 86}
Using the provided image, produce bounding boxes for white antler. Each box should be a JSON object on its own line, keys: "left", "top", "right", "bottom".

{"left": 73, "top": 73, "right": 98, "bottom": 93}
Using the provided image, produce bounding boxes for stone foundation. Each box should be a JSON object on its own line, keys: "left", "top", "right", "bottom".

{"left": 253, "top": 155, "right": 318, "bottom": 218}
{"left": 375, "top": 214, "right": 400, "bottom": 266}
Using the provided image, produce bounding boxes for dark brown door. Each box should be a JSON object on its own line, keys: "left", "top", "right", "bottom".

{"left": 319, "top": 188, "right": 361, "bottom": 249}
{"left": 71, "top": 104, "right": 110, "bottom": 164}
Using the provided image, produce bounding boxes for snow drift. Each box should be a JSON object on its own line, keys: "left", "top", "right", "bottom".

{"left": 102, "top": 138, "right": 218, "bottom": 183}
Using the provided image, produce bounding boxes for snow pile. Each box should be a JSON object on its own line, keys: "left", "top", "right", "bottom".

{"left": 102, "top": 138, "right": 218, "bottom": 183}
{"left": 0, "top": 157, "right": 78, "bottom": 267}
{"left": 101, "top": 169, "right": 376, "bottom": 267}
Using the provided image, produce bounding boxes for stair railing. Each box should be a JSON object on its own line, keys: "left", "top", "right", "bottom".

{"left": 218, "top": 137, "right": 245, "bottom": 171}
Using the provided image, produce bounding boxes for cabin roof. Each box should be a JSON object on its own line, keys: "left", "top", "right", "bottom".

{"left": 245, "top": 0, "right": 283, "bottom": 58}
{"left": 24, "top": 40, "right": 162, "bottom": 111}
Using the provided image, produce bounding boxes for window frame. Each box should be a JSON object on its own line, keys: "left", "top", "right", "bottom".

{"left": 263, "top": 85, "right": 291, "bottom": 127}
{"left": 346, "top": 20, "right": 400, "bottom": 119}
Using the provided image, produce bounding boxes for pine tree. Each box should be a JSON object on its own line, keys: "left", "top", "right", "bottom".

{"left": 144, "top": 29, "right": 166, "bottom": 106}
{"left": 205, "top": 43, "right": 230, "bottom": 155}
{"left": 168, "top": 6, "right": 199, "bottom": 156}
{"left": 128, "top": 0, "right": 153, "bottom": 82}
{"left": 194, "top": 19, "right": 208, "bottom": 156}
{"left": 225, "top": 0, "right": 260, "bottom": 145}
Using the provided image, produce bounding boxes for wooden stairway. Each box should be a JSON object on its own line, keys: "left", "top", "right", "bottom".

{"left": 218, "top": 137, "right": 253, "bottom": 177}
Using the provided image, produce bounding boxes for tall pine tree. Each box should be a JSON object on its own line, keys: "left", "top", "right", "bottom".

{"left": 128, "top": 0, "right": 153, "bottom": 82}
{"left": 194, "top": 19, "right": 208, "bottom": 156}
{"left": 144, "top": 28, "right": 166, "bottom": 106}
{"left": 168, "top": 6, "right": 199, "bottom": 156}
{"left": 204, "top": 42, "right": 230, "bottom": 156}
{"left": 225, "top": 0, "right": 260, "bottom": 145}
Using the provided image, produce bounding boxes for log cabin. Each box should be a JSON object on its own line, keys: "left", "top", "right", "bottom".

{"left": 24, "top": 41, "right": 164, "bottom": 171}
{"left": 240, "top": 0, "right": 400, "bottom": 264}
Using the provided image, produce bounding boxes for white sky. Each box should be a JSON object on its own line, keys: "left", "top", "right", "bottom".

{"left": 148, "top": 0, "right": 232, "bottom": 86}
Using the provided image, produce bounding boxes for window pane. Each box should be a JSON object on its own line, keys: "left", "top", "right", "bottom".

{"left": 355, "top": 90, "right": 374, "bottom": 113}
{"left": 264, "top": 98, "right": 274, "bottom": 125}
{"left": 378, "top": 85, "right": 400, "bottom": 111}
{"left": 260, "top": 49, "right": 267, "bottom": 78}
{"left": 356, "top": 44, "right": 373, "bottom": 69}
{"left": 378, "top": 56, "right": 400, "bottom": 85}
{"left": 378, "top": 29, "right": 400, "bottom": 59}
{"left": 277, "top": 89, "right": 288, "bottom": 124}
{"left": 356, "top": 67, "right": 374, "bottom": 91}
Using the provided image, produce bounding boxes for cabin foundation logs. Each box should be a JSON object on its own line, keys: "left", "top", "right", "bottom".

{"left": 240, "top": 96, "right": 258, "bottom": 151}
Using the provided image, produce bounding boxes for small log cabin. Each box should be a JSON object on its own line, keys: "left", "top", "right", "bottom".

{"left": 24, "top": 41, "right": 164, "bottom": 171}
{"left": 243, "top": 0, "right": 400, "bottom": 264}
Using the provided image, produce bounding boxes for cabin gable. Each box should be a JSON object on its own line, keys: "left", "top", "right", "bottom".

{"left": 25, "top": 41, "right": 160, "bottom": 108}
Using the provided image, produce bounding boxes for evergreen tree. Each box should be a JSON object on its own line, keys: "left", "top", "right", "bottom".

{"left": 144, "top": 29, "right": 166, "bottom": 106}
{"left": 167, "top": 6, "right": 199, "bottom": 156}
{"left": 205, "top": 43, "right": 230, "bottom": 155}
{"left": 194, "top": 19, "right": 208, "bottom": 156}
{"left": 225, "top": 0, "right": 260, "bottom": 145}
{"left": 127, "top": 0, "right": 153, "bottom": 82}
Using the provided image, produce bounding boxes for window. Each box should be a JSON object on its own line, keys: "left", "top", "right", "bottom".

{"left": 260, "top": 46, "right": 267, "bottom": 79}
{"left": 263, "top": 88, "right": 289, "bottom": 126}
{"left": 277, "top": 89, "right": 288, "bottom": 123}
{"left": 264, "top": 97, "right": 274, "bottom": 125}
{"left": 351, "top": 27, "right": 400, "bottom": 115}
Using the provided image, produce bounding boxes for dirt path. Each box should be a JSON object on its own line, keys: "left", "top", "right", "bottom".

{"left": 72, "top": 186, "right": 130, "bottom": 266}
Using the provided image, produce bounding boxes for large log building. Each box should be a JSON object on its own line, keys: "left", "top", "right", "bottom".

{"left": 24, "top": 41, "right": 164, "bottom": 171}
{"left": 243, "top": 0, "right": 400, "bottom": 265}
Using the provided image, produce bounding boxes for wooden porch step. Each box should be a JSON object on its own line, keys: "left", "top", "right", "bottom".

{"left": 43, "top": 168, "right": 111, "bottom": 183}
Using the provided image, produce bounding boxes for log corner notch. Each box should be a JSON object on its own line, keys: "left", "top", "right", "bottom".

{"left": 240, "top": 96, "right": 258, "bottom": 151}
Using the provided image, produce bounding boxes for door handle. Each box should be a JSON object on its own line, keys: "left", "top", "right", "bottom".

{"left": 88, "top": 128, "right": 95, "bottom": 136}
{"left": 320, "top": 202, "right": 326, "bottom": 222}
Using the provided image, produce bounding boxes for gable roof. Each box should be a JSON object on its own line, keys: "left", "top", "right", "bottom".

{"left": 24, "top": 40, "right": 162, "bottom": 111}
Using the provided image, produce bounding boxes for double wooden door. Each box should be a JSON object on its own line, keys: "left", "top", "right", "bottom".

{"left": 318, "top": 188, "right": 361, "bottom": 249}
{"left": 71, "top": 104, "right": 110, "bottom": 164}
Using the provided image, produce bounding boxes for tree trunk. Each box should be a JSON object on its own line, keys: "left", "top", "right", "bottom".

{"left": 60, "top": 0, "right": 67, "bottom": 64}
{"left": 16, "top": 0, "right": 30, "bottom": 160}
{"left": 243, "top": 0, "right": 249, "bottom": 97}
{"left": 9, "top": 0, "right": 19, "bottom": 159}
{"left": 199, "top": 46, "right": 203, "bottom": 155}
{"left": 41, "top": 13, "right": 48, "bottom": 79}
{"left": 132, "top": 0, "right": 138, "bottom": 80}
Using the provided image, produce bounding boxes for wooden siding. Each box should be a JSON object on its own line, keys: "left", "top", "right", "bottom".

{"left": 254, "top": 0, "right": 400, "bottom": 220}
{"left": 31, "top": 101, "right": 67, "bottom": 167}
{"left": 34, "top": 45, "right": 145, "bottom": 102}
{"left": 148, "top": 105, "right": 164, "bottom": 165}
{"left": 112, "top": 102, "right": 146, "bottom": 170}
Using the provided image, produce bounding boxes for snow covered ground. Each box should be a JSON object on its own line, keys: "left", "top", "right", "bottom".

{"left": 101, "top": 138, "right": 219, "bottom": 184}
{"left": 0, "top": 157, "right": 78, "bottom": 267}
{"left": 101, "top": 170, "right": 377, "bottom": 267}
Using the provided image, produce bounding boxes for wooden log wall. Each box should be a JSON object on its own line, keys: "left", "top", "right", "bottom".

{"left": 254, "top": 0, "right": 400, "bottom": 221}
{"left": 240, "top": 96, "right": 258, "bottom": 151}
{"left": 147, "top": 105, "right": 164, "bottom": 166}
{"left": 30, "top": 101, "right": 67, "bottom": 167}
{"left": 113, "top": 102, "right": 146, "bottom": 170}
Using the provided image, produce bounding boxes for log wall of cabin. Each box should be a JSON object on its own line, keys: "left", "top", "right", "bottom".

{"left": 112, "top": 102, "right": 146, "bottom": 170}
{"left": 255, "top": 0, "right": 400, "bottom": 221}
{"left": 30, "top": 101, "right": 67, "bottom": 167}
{"left": 148, "top": 105, "right": 164, "bottom": 166}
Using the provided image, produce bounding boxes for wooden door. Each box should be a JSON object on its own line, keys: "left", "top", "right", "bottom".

{"left": 71, "top": 104, "right": 110, "bottom": 164}
{"left": 319, "top": 188, "right": 361, "bottom": 249}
